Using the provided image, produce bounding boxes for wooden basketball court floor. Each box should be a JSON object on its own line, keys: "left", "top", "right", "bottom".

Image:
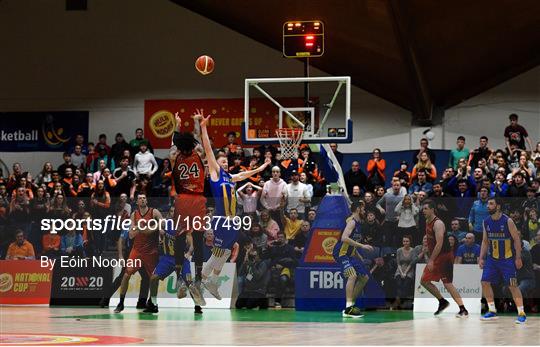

{"left": 1, "top": 306, "right": 538, "bottom": 345}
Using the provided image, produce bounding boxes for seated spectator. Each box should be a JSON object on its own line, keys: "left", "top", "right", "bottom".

{"left": 363, "top": 211, "right": 382, "bottom": 248}
{"left": 264, "top": 231, "right": 297, "bottom": 308}
{"left": 393, "top": 161, "right": 411, "bottom": 189}
{"left": 366, "top": 148, "right": 386, "bottom": 191}
{"left": 61, "top": 229, "right": 85, "bottom": 257}
{"left": 280, "top": 208, "right": 303, "bottom": 241}
{"left": 394, "top": 235, "right": 417, "bottom": 309}
{"left": 36, "top": 162, "right": 54, "bottom": 186}
{"left": 413, "top": 235, "right": 430, "bottom": 263}
{"left": 292, "top": 220, "right": 310, "bottom": 258}
{"left": 236, "top": 246, "right": 270, "bottom": 309}
{"left": 71, "top": 145, "right": 87, "bottom": 170}
{"left": 448, "top": 136, "right": 470, "bottom": 170}
{"left": 455, "top": 233, "right": 480, "bottom": 264}
{"left": 260, "top": 209, "right": 280, "bottom": 247}
{"left": 5, "top": 230, "right": 35, "bottom": 260}
{"left": 112, "top": 156, "right": 136, "bottom": 197}
{"left": 449, "top": 218, "right": 467, "bottom": 243}
{"left": 524, "top": 209, "right": 539, "bottom": 245}
{"left": 42, "top": 229, "right": 61, "bottom": 258}
{"left": 408, "top": 170, "right": 433, "bottom": 195}
{"left": 491, "top": 171, "right": 509, "bottom": 197}
{"left": 448, "top": 234, "right": 459, "bottom": 256}
{"left": 248, "top": 224, "right": 268, "bottom": 251}
{"left": 58, "top": 152, "right": 77, "bottom": 177}
{"left": 370, "top": 254, "right": 397, "bottom": 307}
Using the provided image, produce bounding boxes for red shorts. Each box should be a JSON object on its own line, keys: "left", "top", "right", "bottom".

{"left": 421, "top": 252, "right": 454, "bottom": 284}
{"left": 125, "top": 248, "right": 158, "bottom": 277}
{"left": 173, "top": 193, "right": 207, "bottom": 234}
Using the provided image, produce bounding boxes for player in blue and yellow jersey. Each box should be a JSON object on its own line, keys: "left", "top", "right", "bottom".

{"left": 479, "top": 197, "right": 526, "bottom": 324}
{"left": 333, "top": 200, "right": 373, "bottom": 318}
{"left": 144, "top": 208, "right": 199, "bottom": 313}
{"left": 196, "top": 109, "right": 271, "bottom": 300}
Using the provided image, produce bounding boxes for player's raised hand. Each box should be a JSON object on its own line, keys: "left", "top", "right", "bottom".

{"left": 192, "top": 109, "right": 203, "bottom": 121}
{"left": 174, "top": 112, "right": 182, "bottom": 131}
{"left": 263, "top": 157, "right": 272, "bottom": 166}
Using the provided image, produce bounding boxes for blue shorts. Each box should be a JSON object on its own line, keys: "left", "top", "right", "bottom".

{"left": 481, "top": 257, "right": 517, "bottom": 285}
{"left": 212, "top": 216, "right": 238, "bottom": 250}
{"left": 154, "top": 255, "right": 191, "bottom": 280}
{"left": 335, "top": 255, "right": 368, "bottom": 278}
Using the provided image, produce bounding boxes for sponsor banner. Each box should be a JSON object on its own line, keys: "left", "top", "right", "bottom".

{"left": 144, "top": 98, "right": 312, "bottom": 148}
{"left": 50, "top": 261, "right": 112, "bottom": 305}
{"left": 0, "top": 260, "right": 52, "bottom": 305}
{"left": 413, "top": 263, "right": 482, "bottom": 313}
{"left": 303, "top": 228, "right": 341, "bottom": 263}
{"left": 109, "top": 262, "right": 238, "bottom": 308}
{"left": 0, "top": 111, "right": 88, "bottom": 152}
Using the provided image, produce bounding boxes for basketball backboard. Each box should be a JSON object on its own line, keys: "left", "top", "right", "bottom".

{"left": 241, "top": 76, "right": 352, "bottom": 144}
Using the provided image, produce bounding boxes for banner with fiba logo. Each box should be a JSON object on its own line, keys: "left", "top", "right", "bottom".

{"left": 0, "top": 111, "right": 88, "bottom": 152}
{"left": 144, "top": 98, "right": 315, "bottom": 149}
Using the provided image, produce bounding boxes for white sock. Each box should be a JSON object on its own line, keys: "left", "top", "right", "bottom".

{"left": 517, "top": 306, "right": 525, "bottom": 315}
{"left": 488, "top": 302, "right": 496, "bottom": 312}
{"left": 346, "top": 301, "right": 354, "bottom": 307}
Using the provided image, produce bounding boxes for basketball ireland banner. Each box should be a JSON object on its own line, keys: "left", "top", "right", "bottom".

{"left": 144, "top": 98, "right": 315, "bottom": 149}
{"left": 0, "top": 111, "right": 88, "bottom": 152}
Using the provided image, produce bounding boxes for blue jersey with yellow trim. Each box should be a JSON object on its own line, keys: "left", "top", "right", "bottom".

{"left": 210, "top": 168, "right": 236, "bottom": 217}
{"left": 159, "top": 225, "right": 176, "bottom": 257}
{"left": 483, "top": 213, "right": 514, "bottom": 260}
{"left": 333, "top": 217, "right": 362, "bottom": 258}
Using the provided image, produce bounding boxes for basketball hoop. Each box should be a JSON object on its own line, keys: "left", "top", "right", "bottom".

{"left": 276, "top": 128, "right": 304, "bottom": 159}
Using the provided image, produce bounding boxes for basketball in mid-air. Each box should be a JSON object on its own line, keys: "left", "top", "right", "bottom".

{"left": 195, "top": 55, "right": 214, "bottom": 75}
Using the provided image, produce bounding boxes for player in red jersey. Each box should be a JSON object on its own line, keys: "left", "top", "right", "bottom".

{"left": 420, "top": 199, "right": 468, "bottom": 317}
{"left": 114, "top": 194, "right": 163, "bottom": 313}
{"left": 169, "top": 113, "right": 206, "bottom": 313}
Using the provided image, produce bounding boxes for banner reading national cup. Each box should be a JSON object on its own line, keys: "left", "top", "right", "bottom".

{"left": 144, "top": 98, "right": 315, "bottom": 149}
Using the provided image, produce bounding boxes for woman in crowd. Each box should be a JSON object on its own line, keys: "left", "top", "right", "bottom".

{"left": 394, "top": 195, "right": 419, "bottom": 247}
{"left": 411, "top": 151, "right": 437, "bottom": 182}
{"left": 367, "top": 148, "right": 386, "bottom": 191}
{"left": 393, "top": 235, "right": 417, "bottom": 309}
{"left": 36, "top": 162, "right": 54, "bottom": 186}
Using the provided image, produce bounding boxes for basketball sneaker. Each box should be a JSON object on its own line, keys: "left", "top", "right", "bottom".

{"left": 135, "top": 297, "right": 147, "bottom": 309}
{"left": 434, "top": 298, "right": 450, "bottom": 316}
{"left": 194, "top": 305, "right": 203, "bottom": 314}
{"left": 480, "top": 311, "right": 499, "bottom": 321}
{"left": 202, "top": 277, "right": 222, "bottom": 300}
{"left": 143, "top": 301, "right": 158, "bottom": 314}
{"left": 189, "top": 281, "right": 206, "bottom": 306}
{"left": 342, "top": 306, "right": 364, "bottom": 318}
{"left": 515, "top": 314, "right": 526, "bottom": 324}
{"left": 113, "top": 302, "right": 124, "bottom": 313}
{"left": 455, "top": 307, "right": 469, "bottom": 318}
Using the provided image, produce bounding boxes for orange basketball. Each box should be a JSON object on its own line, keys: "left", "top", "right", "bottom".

{"left": 195, "top": 55, "right": 214, "bottom": 75}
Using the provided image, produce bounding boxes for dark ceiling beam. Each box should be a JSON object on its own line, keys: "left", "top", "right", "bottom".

{"left": 387, "top": 0, "right": 433, "bottom": 125}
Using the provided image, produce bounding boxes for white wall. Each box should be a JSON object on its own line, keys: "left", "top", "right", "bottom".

{"left": 0, "top": 0, "right": 538, "bottom": 176}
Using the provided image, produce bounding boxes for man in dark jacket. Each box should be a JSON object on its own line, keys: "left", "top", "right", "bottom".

{"left": 264, "top": 232, "right": 298, "bottom": 308}
{"left": 236, "top": 246, "right": 270, "bottom": 309}
{"left": 344, "top": 161, "right": 367, "bottom": 194}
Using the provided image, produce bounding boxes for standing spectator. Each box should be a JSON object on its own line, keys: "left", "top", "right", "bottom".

{"left": 366, "top": 148, "right": 386, "bottom": 191}
{"left": 377, "top": 180, "right": 404, "bottom": 248}
{"left": 6, "top": 162, "right": 23, "bottom": 194}
{"left": 91, "top": 144, "right": 115, "bottom": 173}
{"left": 468, "top": 136, "right": 492, "bottom": 169}
{"left": 344, "top": 161, "right": 367, "bottom": 195}
{"left": 363, "top": 211, "right": 382, "bottom": 248}
{"left": 504, "top": 113, "right": 534, "bottom": 153}
{"left": 90, "top": 180, "right": 111, "bottom": 255}
{"left": 133, "top": 142, "right": 158, "bottom": 179}
{"left": 412, "top": 138, "right": 436, "bottom": 165}
{"left": 524, "top": 208, "right": 539, "bottom": 243}
{"left": 78, "top": 173, "right": 95, "bottom": 198}
{"left": 411, "top": 152, "right": 437, "bottom": 183}
{"left": 468, "top": 187, "right": 490, "bottom": 240}
{"left": 30, "top": 187, "right": 49, "bottom": 254}
{"left": 70, "top": 145, "right": 87, "bottom": 170}
{"left": 5, "top": 230, "right": 35, "bottom": 260}
{"left": 261, "top": 166, "right": 287, "bottom": 224}
{"left": 299, "top": 172, "right": 314, "bottom": 210}
{"left": 285, "top": 170, "right": 310, "bottom": 215}
{"left": 395, "top": 195, "right": 419, "bottom": 246}
{"left": 85, "top": 142, "right": 98, "bottom": 170}
{"left": 260, "top": 209, "right": 280, "bottom": 247}
{"left": 455, "top": 233, "right": 480, "bottom": 264}
{"left": 449, "top": 136, "right": 470, "bottom": 170}
{"left": 280, "top": 208, "right": 303, "bottom": 241}
{"left": 329, "top": 143, "right": 344, "bottom": 166}
{"left": 96, "top": 134, "right": 111, "bottom": 155}
{"left": 532, "top": 158, "right": 540, "bottom": 180}
{"left": 68, "top": 134, "right": 88, "bottom": 155}
{"left": 110, "top": 133, "right": 131, "bottom": 167}
{"left": 112, "top": 156, "right": 136, "bottom": 196}
{"left": 36, "top": 162, "right": 54, "bottom": 186}
{"left": 394, "top": 235, "right": 417, "bottom": 308}
{"left": 237, "top": 182, "right": 262, "bottom": 219}
{"left": 9, "top": 187, "right": 31, "bottom": 237}
{"left": 57, "top": 152, "right": 77, "bottom": 177}
{"left": 61, "top": 229, "right": 85, "bottom": 257}
{"left": 130, "top": 128, "right": 153, "bottom": 156}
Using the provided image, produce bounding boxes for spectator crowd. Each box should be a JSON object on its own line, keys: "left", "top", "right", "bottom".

{"left": 1, "top": 113, "right": 539, "bottom": 312}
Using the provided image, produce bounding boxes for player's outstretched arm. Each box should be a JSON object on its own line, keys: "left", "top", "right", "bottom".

{"left": 195, "top": 109, "right": 220, "bottom": 178}
{"left": 231, "top": 158, "right": 271, "bottom": 182}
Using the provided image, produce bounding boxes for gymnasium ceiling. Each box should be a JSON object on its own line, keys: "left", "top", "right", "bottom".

{"left": 171, "top": 0, "right": 540, "bottom": 125}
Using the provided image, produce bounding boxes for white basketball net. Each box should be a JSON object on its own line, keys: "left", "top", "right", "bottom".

{"left": 276, "top": 128, "right": 304, "bottom": 159}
